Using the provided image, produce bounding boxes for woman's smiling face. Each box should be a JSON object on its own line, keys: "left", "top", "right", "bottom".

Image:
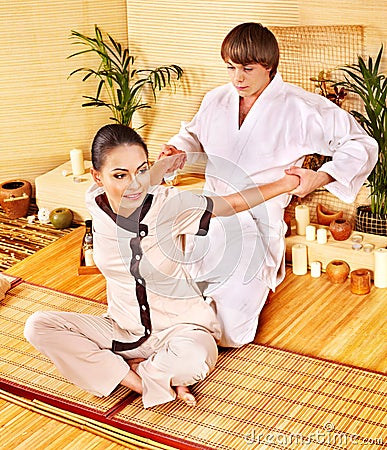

{"left": 91, "top": 143, "right": 150, "bottom": 216}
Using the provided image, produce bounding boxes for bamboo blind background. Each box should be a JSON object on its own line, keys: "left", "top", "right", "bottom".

{"left": 1, "top": 0, "right": 386, "bottom": 189}
{"left": 0, "top": 0, "right": 128, "bottom": 188}
{"left": 127, "top": 0, "right": 299, "bottom": 173}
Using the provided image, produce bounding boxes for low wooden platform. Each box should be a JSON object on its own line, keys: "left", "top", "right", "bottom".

{"left": 285, "top": 224, "right": 387, "bottom": 273}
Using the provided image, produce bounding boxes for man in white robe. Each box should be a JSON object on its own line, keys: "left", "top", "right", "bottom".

{"left": 160, "top": 22, "right": 378, "bottom": 348}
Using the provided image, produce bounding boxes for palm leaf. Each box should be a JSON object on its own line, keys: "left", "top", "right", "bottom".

{"left": 68, "top": 25, "right": 183, "bottom": 128}
{"left": 335, "top": 44, "right": 387, "bottom": 215}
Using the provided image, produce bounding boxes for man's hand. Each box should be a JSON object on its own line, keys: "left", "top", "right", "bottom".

{"left": 158, "top": 144, "right": 187, "bottom": 171}
{"left": 285, "top": 166, "right": 335, "bottom": 197}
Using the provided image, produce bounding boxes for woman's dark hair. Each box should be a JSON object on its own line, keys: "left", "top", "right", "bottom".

{"left": 221, "top": 22, "right": 280, "bottom": 79}
{"left": 91, "top": 124, "right": 148, "bottom": 170}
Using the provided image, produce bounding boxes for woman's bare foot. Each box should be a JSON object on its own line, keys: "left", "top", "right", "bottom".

{"left": 127, "top": 357, "right": 146, "bottom": 373}
{"left": 175, "top": 386, "right": 196, "bottom": 407}
{"left": 120, "top": 366, "right": 143, "bottom": 394}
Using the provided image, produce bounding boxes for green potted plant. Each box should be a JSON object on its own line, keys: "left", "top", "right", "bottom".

{"left": 68, "top": 25, "right": 183, "bottom": 128}
{"left": 335, "top": 45, "right": 387, "bottom": 235}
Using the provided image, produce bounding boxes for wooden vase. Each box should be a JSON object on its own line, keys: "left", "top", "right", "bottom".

{"left": 284, "top": 212, "right": 292, "bottom": 237}
{"left": 0, "top": 179, "right": 32, "bottom": 219}
{"left": 326, "top": 259, "right": 350, "bottom": 283}
{"left": 350, "top": 269, "right": 371, "bottom": 295}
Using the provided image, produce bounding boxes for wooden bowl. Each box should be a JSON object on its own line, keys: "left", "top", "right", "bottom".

{"left": 316, "top": 203, "right": 343, "bottom": 226}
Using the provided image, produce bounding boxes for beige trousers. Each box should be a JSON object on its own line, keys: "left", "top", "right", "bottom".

{"left": 24, "top": 311, "right": 218, "bottom": 408}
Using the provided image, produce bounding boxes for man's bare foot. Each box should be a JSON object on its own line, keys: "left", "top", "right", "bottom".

{"left": 175, "top": 386, "right": 196, "bottom": 406}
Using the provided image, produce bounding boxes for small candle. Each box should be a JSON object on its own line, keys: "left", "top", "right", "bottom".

{"left": 363, "top": 243, "right": 375, "bottom": 253}
{"left": 374, "top": 248, "right": 387, "bottom": 288}
{"left": 350, "top": 269, "right": 371, "bottom": 295}
{"left": 70, "top": 149, "right": 85, "bottom": 176}
{"left": 310, "top": 261, "right": 321, "bottom": 278}
{"left": 305, "top": 225, "right": 316, "bottom": 241}
{"left": 295, "top": 205, "right": 310, "bottom": 235}
{"left": 351, "top": 234, "right": 363, "bottom": 243}
{"left": 84, "top": 249, "right": 95, "bottom": 267}
{"left": 292, "top": 243, "right": 308, "bottom": 275}
{"left": 316, "top": 228, "right": 327, "bottom": 244}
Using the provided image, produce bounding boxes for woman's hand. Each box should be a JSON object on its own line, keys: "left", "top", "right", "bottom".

{"left": 158, "top": 144, "right": 187, "bottom": 170}
{"left": 285, "top": 166, "right": 334, "bottom": 197}
{"left": 150, "top": 153, "right": 187, "bottom": 186}
{"left": 281, "top": 172, "right": 300, "bottom": 192}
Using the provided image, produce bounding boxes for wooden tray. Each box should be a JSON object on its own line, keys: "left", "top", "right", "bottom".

{"left": 78, "top": 250, "right": 100, "bottom": 275}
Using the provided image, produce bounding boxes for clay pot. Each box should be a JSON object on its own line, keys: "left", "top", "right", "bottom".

{"left": 316, "top": 203, "right": 343, "bottom": 226}
{"left": 329, "top": 218, "right": 352, "bottom": 241}
{"left": 326, "top": 259, "right": 350, "bottom": 283}
{"left": 0, "top": 179, "right": 32, "bottom": 219}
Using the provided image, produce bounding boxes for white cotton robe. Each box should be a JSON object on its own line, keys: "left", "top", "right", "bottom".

{"left": 169, "top": 73, "right": 378, "bottom": 292}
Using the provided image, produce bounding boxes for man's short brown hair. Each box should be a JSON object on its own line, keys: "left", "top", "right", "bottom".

{"left": 221, "top": 22, "right": 280, "bottom": 79}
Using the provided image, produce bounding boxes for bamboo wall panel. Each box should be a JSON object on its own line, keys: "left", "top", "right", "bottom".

{"left": 127, "top": 0, "right": 299, "bottom": 171}
{"left": 0, "top": 0, "right": 128, "bottom": 190}
{"left": 300, "top": 0, "right": 387, "bottom": 58}
{"left": 2, "top": 0, "right": 386, "bottom": 190}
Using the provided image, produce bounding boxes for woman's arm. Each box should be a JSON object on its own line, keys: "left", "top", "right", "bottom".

{"left": 211, "top": 172, "right": 300, "bottom": 217}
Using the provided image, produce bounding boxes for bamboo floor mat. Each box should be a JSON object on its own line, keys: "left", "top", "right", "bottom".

{"left": 1, "top": 281, "right": 386, "bottom": 449}
{"left": 0, "top": 204, "right": 77, "bottom": 271}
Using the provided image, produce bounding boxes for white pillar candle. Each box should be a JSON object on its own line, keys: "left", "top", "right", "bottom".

{"left": 295, "top": 205, "right": 310, "bottom": 235}
{"left": 310, "top": 261, "right": 322, "bottom": 278}
{"left": 317, "top": 228, "right": 328, "bottom": 244}
{"left": 305, "top": 225, "right": 316, "bottom": 241}
{"left": 84, "top": 248, "right": 95, "bottom": 267}
{"left": 374, "top": 248, "right": 387, "bottom": 288}
{"left": 70, "top": 149, "right": 85, "bottom": 176}
{"left": 292, "top": 243, "right": 308, "bottom": 275}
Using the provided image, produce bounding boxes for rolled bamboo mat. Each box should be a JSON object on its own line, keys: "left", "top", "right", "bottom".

{"left": 0, "top": 391, "right": 134, "bottom": 450}
{"left": 1, "top": 281, "right": 386, "bottom": 449}
{"left": 0, "top": 390, "right": 175, "bottom": 450}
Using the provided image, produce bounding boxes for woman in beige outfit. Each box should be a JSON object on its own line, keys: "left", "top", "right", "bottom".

{"left": 24, "top": 124, "right": 299, "bottom": 408}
